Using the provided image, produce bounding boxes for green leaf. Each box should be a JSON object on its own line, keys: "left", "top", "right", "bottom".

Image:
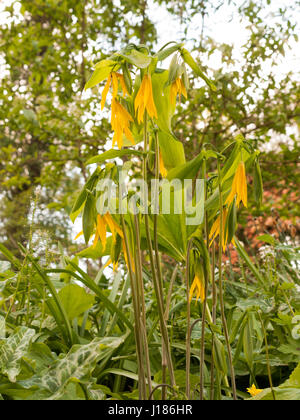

{"left": 166, "top": 153, "right": 203, "bottom": 181}
{"left": 253, "top": 159, "right": 263, "bottom": 208}
{"left": 70, "top": 167, "right": 101, "bottom": 220}
{"left": 234, "top": 238, "right": 265, "bottom": 286}
{"left": 99, "top": 367, "right": 158, "bottom": 387}
{"left": 0, "top": 261, "right": 11, "bottom": 273}
{"left": 85, "top": 59, "right": 118, "bottom": 90}
{"left": 155, "top": 43, "right": 183, "bottom": 61}
{"left": 288, "top": 363, "right": 300, "bottom": 387}
{"left": 86, "top": 149, "right": 144, "bottom": 165}
{"left": 20, "top": 338, "right": 124, "bottom": 400}
{"left": 117, "top": 50, "right": 152, "bottom": 68}
{"left": 243, "top": 315, "right": 253, "bottom": 369}
{"left": 180, "top": 48, "right": 217, "bottom": 91}
{"left": 158, "top": 131, "right": 185, "bottom": 171}
{"left": 0, "top": 316, "right": 5, "bottom": 339}
{"left": 152, "top": 70, "right": 174, "bottom": 134}
{"left": 23, "top": 109, "right": 38, "bottom": 125}
{"left": 49, "top": 284, "right": 95, "bottom": 321}
{"left": 154, "top": 369, "right": 198, "bottom": 393}
{"left": 213, "top": 337, "right": 228, "bottom": 375}
{"left": 26, "top": 343, "right": 57, "bottom": 372}
{"left": 76, "top": 236, "right": 113, "bottom": 259}
{"left": 256, "top": 234, "right": 276, "bottom": 246}
{"left": 0, "top": 327, "right": 35, "bottom": 382}
{"left": 82, "top": 194, "right": 96, "bottom": 244}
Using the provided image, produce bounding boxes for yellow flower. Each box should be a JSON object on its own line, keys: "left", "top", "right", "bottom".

{"left": 75, "top": 213, "right": 133, "bottom": 273}
{"left": 134, "top": 73, "right": 158, "bottom": 123}
{"left": 103, "top": 257, "right": 119, "bottom": 273}
{"left": 247, "top": 384, "right": 263, "bottom": 397}
{"left": 170, "top": 77, "right": 187, "bottom": 104}
{"left": 111, "top": 98, "right": 135, "bottom": 149}
{"left": 225, "top": 161, "right": 248, "bottom": 208}
{"left": 209, "top": 208, "right": 229, "bottom": 252}
{"left": 117, "top": 73, "right": 129, "bottom": 97}
{"left": 101, "top": 238, "right": 136, "bottom": 274}
{"left": 100, "top": 72, "right": 128, "bottom": 110}
{"left": 93, "top": 212, "right": 123, "bottom": 251}
{"left": 74, "top": 230, "right": 84, "bottom": 241}
{"left": 159, "top": 151, "right": 168, "bottom": 178}
{"left": 189, "top": 273, "right": 205, "bottom": 303}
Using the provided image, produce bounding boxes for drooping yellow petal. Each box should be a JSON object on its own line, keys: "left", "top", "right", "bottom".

{"left": 116, "top": 73, "right": 128, "bottom": 97}
{"left": 170, "top": 77, "right": 187, "bottom": 104}
{"left": 247, "top": 384, "right": 263, "bottom": 397}
{"left": 159, "top": 151, "right": 168, "bottom": 178}
{"left": 240, "top": 162, "right": 248, "bottom": 207}
{"left": 97, "top": 214, "right": 107, "bottom": 251}
{"left": 101, "top": 73, "right": 112, "bottom": 110}
{"left": 134, "top": 74, "right": 157, "bottom": 123}
{"left": 111, "top": 98, "right": 134, "bottom": 149}
{"left": 103, "top": 213, "right": 117, "bottom": 242}
{"left": 113, "top": 127, "right": 123, "bottom": 149}
{"left": 180, "top": 79, "right": 187, "bottom": 99}
{"left": 103, "top": 258, "right": 112, "bottom": 269}
{"left": 74, "top": 231, "right": 83, "bottom": 240}
{"left": 170, "top": 82, "right": 178, "bottom": 105}
{"left": 113, "top": 261, "right": 119, "bottom": 272}
{"left": 103, "top": 258, "right": 118, "bottom": 272}
{"left": 92, "top": 228, "right": 99, "bottom": 248}
{"left": 209, "top": 208, "right": 228, "bottom": 252}
{"left": 189, "top": 277, "right": 197, "bottom": 303}
{"left": 111, "top": 72, "right": 119, "bottom": 98}
{"left": 101, "top": 71, "right": 129, "bottom": 111}
{"left": 189, "top": 274, "right": 205, "bottom": 303}
{"left": 225, "top": 161, "right": 248, "bottom": 208}
{"left": 124, "top": 126, "right": 135, "bottom": 145}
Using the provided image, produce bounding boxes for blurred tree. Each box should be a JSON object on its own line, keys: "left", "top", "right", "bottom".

{"left": 0, "top": 0, "right": 157, "bottom": 254}
{"left": 165, "top": 0, "right": 300, "bottom": 222}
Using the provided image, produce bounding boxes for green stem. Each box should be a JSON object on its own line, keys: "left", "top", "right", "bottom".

{"left": 210, "top": 241, "right": 217, "bottom": 400}
{"left": 121, "top": 214, "right": 147, "bottom": 400}
{"left": 185, "top": 238, "right": 193, "bottom": 399}
{"left": 200, "top": 158, "right": 208, "bottom": 400}
{"left": 134, "top": 213, "right": 153, "bottom": 399}
{"left": 24, "top": 251, "right": 73, "bottom": 347}
{"left": 258, "top": 311, "right": 276, "bottom": 400}
{"left": 153, "top": 130, "right": 168, "bottom": 399}
{"left": 142, "top": 113, "right": 176, "bottom": 388}
{"left": 217, "top": 160, "right": 237, "bottom": 400}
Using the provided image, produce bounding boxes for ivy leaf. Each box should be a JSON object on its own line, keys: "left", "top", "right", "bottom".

{"left": 20, "top": 337, "right": 125, "bottom": 400}
{"left": 0, "top": 327, "right": 35, "bottom": 382}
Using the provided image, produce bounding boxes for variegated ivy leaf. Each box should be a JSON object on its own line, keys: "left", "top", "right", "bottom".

{"left": 0, "top": 327, "right": 35, "bottom": 382}
{"left": 0, "top": 316, "right": 5, "bottom": 339}
{"left": 20, "top": 336, "right": 125, "bottom": 400}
